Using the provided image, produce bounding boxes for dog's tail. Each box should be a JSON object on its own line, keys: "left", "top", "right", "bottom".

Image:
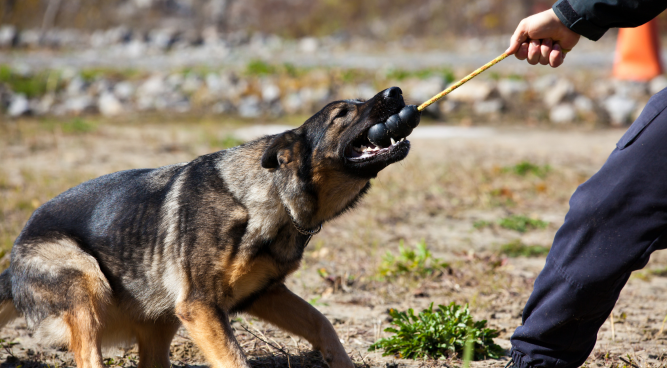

{"left": 0, "top": 269, "right": 18, "bottom": 328}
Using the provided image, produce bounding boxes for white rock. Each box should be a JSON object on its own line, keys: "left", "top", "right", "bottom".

{"left": 473, "top": 99, "right": 503, "bottom": 115}
{"left": 284, "top": 93, "right": 303, "bottom": 114}
{"left": 114, "top": 82, "right": 135, "bottom": 100}
{"left": 125, "top": 39, "right": 146, "bottom": 58}
{"left": 438, "top": 99, "right": 459, "bottom": 114}
{"left": 98, "top": 93, "right": 123, "bottom": 116}
{"left": 573, "top": 95, "right": 594, "bottom": 113}
{"left": 299, "top": 37, "right": 318, "bottom": 53}
{"left": 543, "top": 79, "right": 574, "bottom": 108}
{"left": 447, "top": 80, "right": 494, "bottom": 102}
{"left": 649, "top": 75, "right": 667, "bottom": 95}
{"left": 532, "top": 74, "right": 559, "bottom": 93}
{"left": 612, "top": 80, "right": 647, "bottom": 98}
{"left": 8, "top": 94, "right": 29, "bottom": 117}
{"left": 497, "top": 79, "right": 529, "bottom": 99}
{"left": 205, "top": 73, "right": 223, "bottom": 94}
{"left": 603, "top": 94, "right": 637, "bottom": 126}
{"left": 18, "top": 29, "right": 40, "bottom": 47}
{"left": 65, "top": 95, "right": 94, "bottom": 114}
{"left": 138, "top": 75, "right": 165, "bottom": 97}
{"left": 238, "top": 96, "right": 261, "bottom": 118}
{"left": 549, "top": 103, "right": 577, "bottom": 124}
{"left": 261, "top": 83, "right": 281, "bottom": 103}
{"left": 0, "top": 25, "right": 16, "bottom": 47}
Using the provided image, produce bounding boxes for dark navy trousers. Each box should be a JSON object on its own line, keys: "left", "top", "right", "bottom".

{"left": 510, "top": 87, "right": 667, "bottom": 368}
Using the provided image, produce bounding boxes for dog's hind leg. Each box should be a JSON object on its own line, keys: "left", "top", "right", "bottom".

{"left": 246, "top": 284, "right": 354, "bottom": 368}
{"left": 134, "top": 321, "right": 179, "bottom": 368}
{"left": 11, "top": 238, "right": 112, "bottom": 368}
{"left": 176, "top": 300, "right": 250, "bottom": 368}
{"left": 64, "top": 306, "right": 105, "bottom": 368}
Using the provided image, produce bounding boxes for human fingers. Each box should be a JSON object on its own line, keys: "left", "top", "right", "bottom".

{"left": 527, "top": 39, "right": 541, "bottom": 65}
{"left": 506, "top": 19, "right": 529, "bottom": 54}
{"left": 539, "top": 38, "right": 552, "bottom": 65}
{"left": 515, "top": 42, "right": 529, "bottom": 60}
{"left": 549, "top": 43, "right": 565, "bottom": 68}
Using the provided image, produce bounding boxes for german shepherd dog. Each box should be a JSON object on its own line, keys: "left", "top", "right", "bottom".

{"left": 0, "top": 87, "right": 419, "bottom": 368}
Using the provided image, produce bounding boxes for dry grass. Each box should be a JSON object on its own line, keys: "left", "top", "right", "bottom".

{"left": 1, "top": 117, "right": 667, "bottom": 367}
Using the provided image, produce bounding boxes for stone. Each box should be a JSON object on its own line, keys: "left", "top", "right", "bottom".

{"left": 543, "top": 79, "right": 574, "bottom": 107}
{"left": 65, "top": 95, "right": 95, "bottom": 115}
{"left": 299, "top": 37, "right": 318, "bottom": 53}
{"left": 473, "top": 98, "right": 503, "bottom": 115}
{"left": 18, "top": 30, "right": 40, "bottom": 48}
{"left": 357, "top": 84, "right": 376, "bottom": 100}
{"left": 238, "top": 96, "right": 261, "bottom": 118}
{"left": 497, "top": 79, "right": 529, "bottom": 99}
{"left": 603, "top": 94, "right": 637, "bottom": 126}
{"left": 8, "top": 94, "right": 29, "bottom": 117}
{"left": 649, "top": 75, "right": 667, "bottom": 95}
{"left": 98, "top": 93, "right": 123, "bottom": 116}
{"left": 261, "top": 83, "right": 281, "bottom": 103}
{"left": 447, "top": 80, "right": 494, "bottom": 102}
{"left": 612, "top": 80, "right": 647, "bottom": 98}
{"left": 0, "top": 25, "right": 16, "bottom": 47}
{"left": 113, "top": 82, "right": 135, "bottom": 100}
{"left": 549, "top": 103, "right": 577, "bottom": 124}
{"left": 573, "top": 95, "right": 594, "bottom": 113}
{"left": 138, "top": 75, "right": 165, "bottom": 97}
{"left": 205, "top": 73, "right": 223, "bottom": 94}
{"left": 33, "top": 94, "right": 55, "bottom": 115}
{"left": 532, "top": 74, "right": 559, "bottom": 93}
{"left": 438, "top": 99, "right": 459, "bottom": 114}
{"left": 284, "top": 93, "right": 303, "bottom": 114}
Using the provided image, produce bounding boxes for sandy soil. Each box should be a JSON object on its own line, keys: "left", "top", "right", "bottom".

{"left": 1, "top": 118, "right": 666, "bottom": 368}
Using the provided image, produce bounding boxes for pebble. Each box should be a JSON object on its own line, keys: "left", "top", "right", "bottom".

{"left": 473, "top": 99, "right": 503, "bottom": 115}
{"left": 8, "top": 94, "right": 29, "bottom": 117}
{"left": 549, "top": 103, "right": 577, "bottom": 124}
{"left": 603, "top": 94, "right": 637, "bottom": 126}
{"left": 98, "top": 93, "right": 124, "bottom": 116}
{"left": 447, "top": 80, "right": 494, "bottom": 102}
{"left": 543, "top": 79, "right": 574, "bottom": 108}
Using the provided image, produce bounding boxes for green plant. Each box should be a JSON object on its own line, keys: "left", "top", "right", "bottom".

{"left": 61, "top": 118, "right": 97, "bottom": 134}
{"left": 499, "top": 239, "right": 550, "bottom": 258}
{"left": 369, "top": 303, "right": 503, "bottom": 360}
{"left": 211, "top": 135, "right": 245, "bottom": 150}
{"left": 498, "top": 215, "right": 548, "bottom": 233}
{"left": 246, "top": 59, "right": 276, "bottom": 76}
{"left": 503, "top": 161, "right": 550, "bottom": 178}
{"left": 378, "top": 240, "right": 448, "bottom": 279}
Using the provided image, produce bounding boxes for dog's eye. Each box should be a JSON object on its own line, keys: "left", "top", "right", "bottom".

{"left": 333, "top": 108, "right": 350, "bottom": 121}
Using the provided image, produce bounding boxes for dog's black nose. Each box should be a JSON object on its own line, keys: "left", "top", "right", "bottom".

{"left": 383, "top": 86, "right": 403, "bottom": 99}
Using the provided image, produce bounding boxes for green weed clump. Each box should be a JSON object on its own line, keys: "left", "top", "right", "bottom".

{"left": 369, "top": 303, "right": 503, "bottom": 360}
{"left": 498, "top": 215, "right": 548, "bottom": 233}
{"left": 503, "top": 161, "right": 550, "bottom": 178}
{"left": 499, "top": 239, "right": 550, "bottom": 258}
{"left": 474, "top": 215, "right": 548, "bottom": 233}
{"left": 378, "top": 240, "right": 448, "bottom": 279}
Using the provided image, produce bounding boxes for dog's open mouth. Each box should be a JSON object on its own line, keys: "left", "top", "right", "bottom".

{"left": 344, "top": 105, "right": 420, "bottom": 162}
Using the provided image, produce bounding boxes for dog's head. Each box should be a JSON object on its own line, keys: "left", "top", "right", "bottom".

{"left": 260, "top": 87, "right": 419, "bottom": 226}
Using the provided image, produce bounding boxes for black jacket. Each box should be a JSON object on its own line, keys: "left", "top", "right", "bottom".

{"left": 553, "top": 0, "right": 667, "bottom": 41}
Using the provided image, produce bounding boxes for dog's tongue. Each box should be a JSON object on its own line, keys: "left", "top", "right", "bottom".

{"left": 368, "top": 105, "right": 420, "bottom": 148}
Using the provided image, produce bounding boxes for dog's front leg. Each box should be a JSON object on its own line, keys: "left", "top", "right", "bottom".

{"left": 246, "top": 284, "right": 354, "bottom": 368}
{"left": 176, "top": 300, "right": 251, "bottom": 368}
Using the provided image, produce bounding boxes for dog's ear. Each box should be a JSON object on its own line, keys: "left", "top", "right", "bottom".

{"left": 261, "top": 132, "right": 296, "bottom": 169}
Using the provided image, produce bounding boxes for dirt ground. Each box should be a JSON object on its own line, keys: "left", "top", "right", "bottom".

{"left": 1, "top": 116, "right": 667, "bottom": 368}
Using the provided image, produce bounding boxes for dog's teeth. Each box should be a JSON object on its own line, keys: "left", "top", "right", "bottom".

{"left": 390, "top": 138, "right": 396, "bottom": 145}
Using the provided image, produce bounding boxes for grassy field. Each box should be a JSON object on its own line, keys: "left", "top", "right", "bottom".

{"left": 1, "top": 116, "right": 667, "bottom": 367}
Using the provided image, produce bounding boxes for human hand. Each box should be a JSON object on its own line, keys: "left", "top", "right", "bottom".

{"left": 506, "top": 9, "right": 581, "bottom": 68}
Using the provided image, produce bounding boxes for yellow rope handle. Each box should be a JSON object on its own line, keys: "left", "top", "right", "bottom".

{"left": 417, "top": 52, "right": 510, "bottom": 111}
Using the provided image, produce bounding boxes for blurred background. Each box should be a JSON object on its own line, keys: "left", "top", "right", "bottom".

{"left": 2, "top": 3, "right": 667, "bottom": 367}
{"left": 1, "top": 0, "right": 666, "bottom": 124}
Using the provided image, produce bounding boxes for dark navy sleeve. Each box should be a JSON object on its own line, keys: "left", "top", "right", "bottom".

{"left": 552, "top": 0, "right": 667, "bottom": 41}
